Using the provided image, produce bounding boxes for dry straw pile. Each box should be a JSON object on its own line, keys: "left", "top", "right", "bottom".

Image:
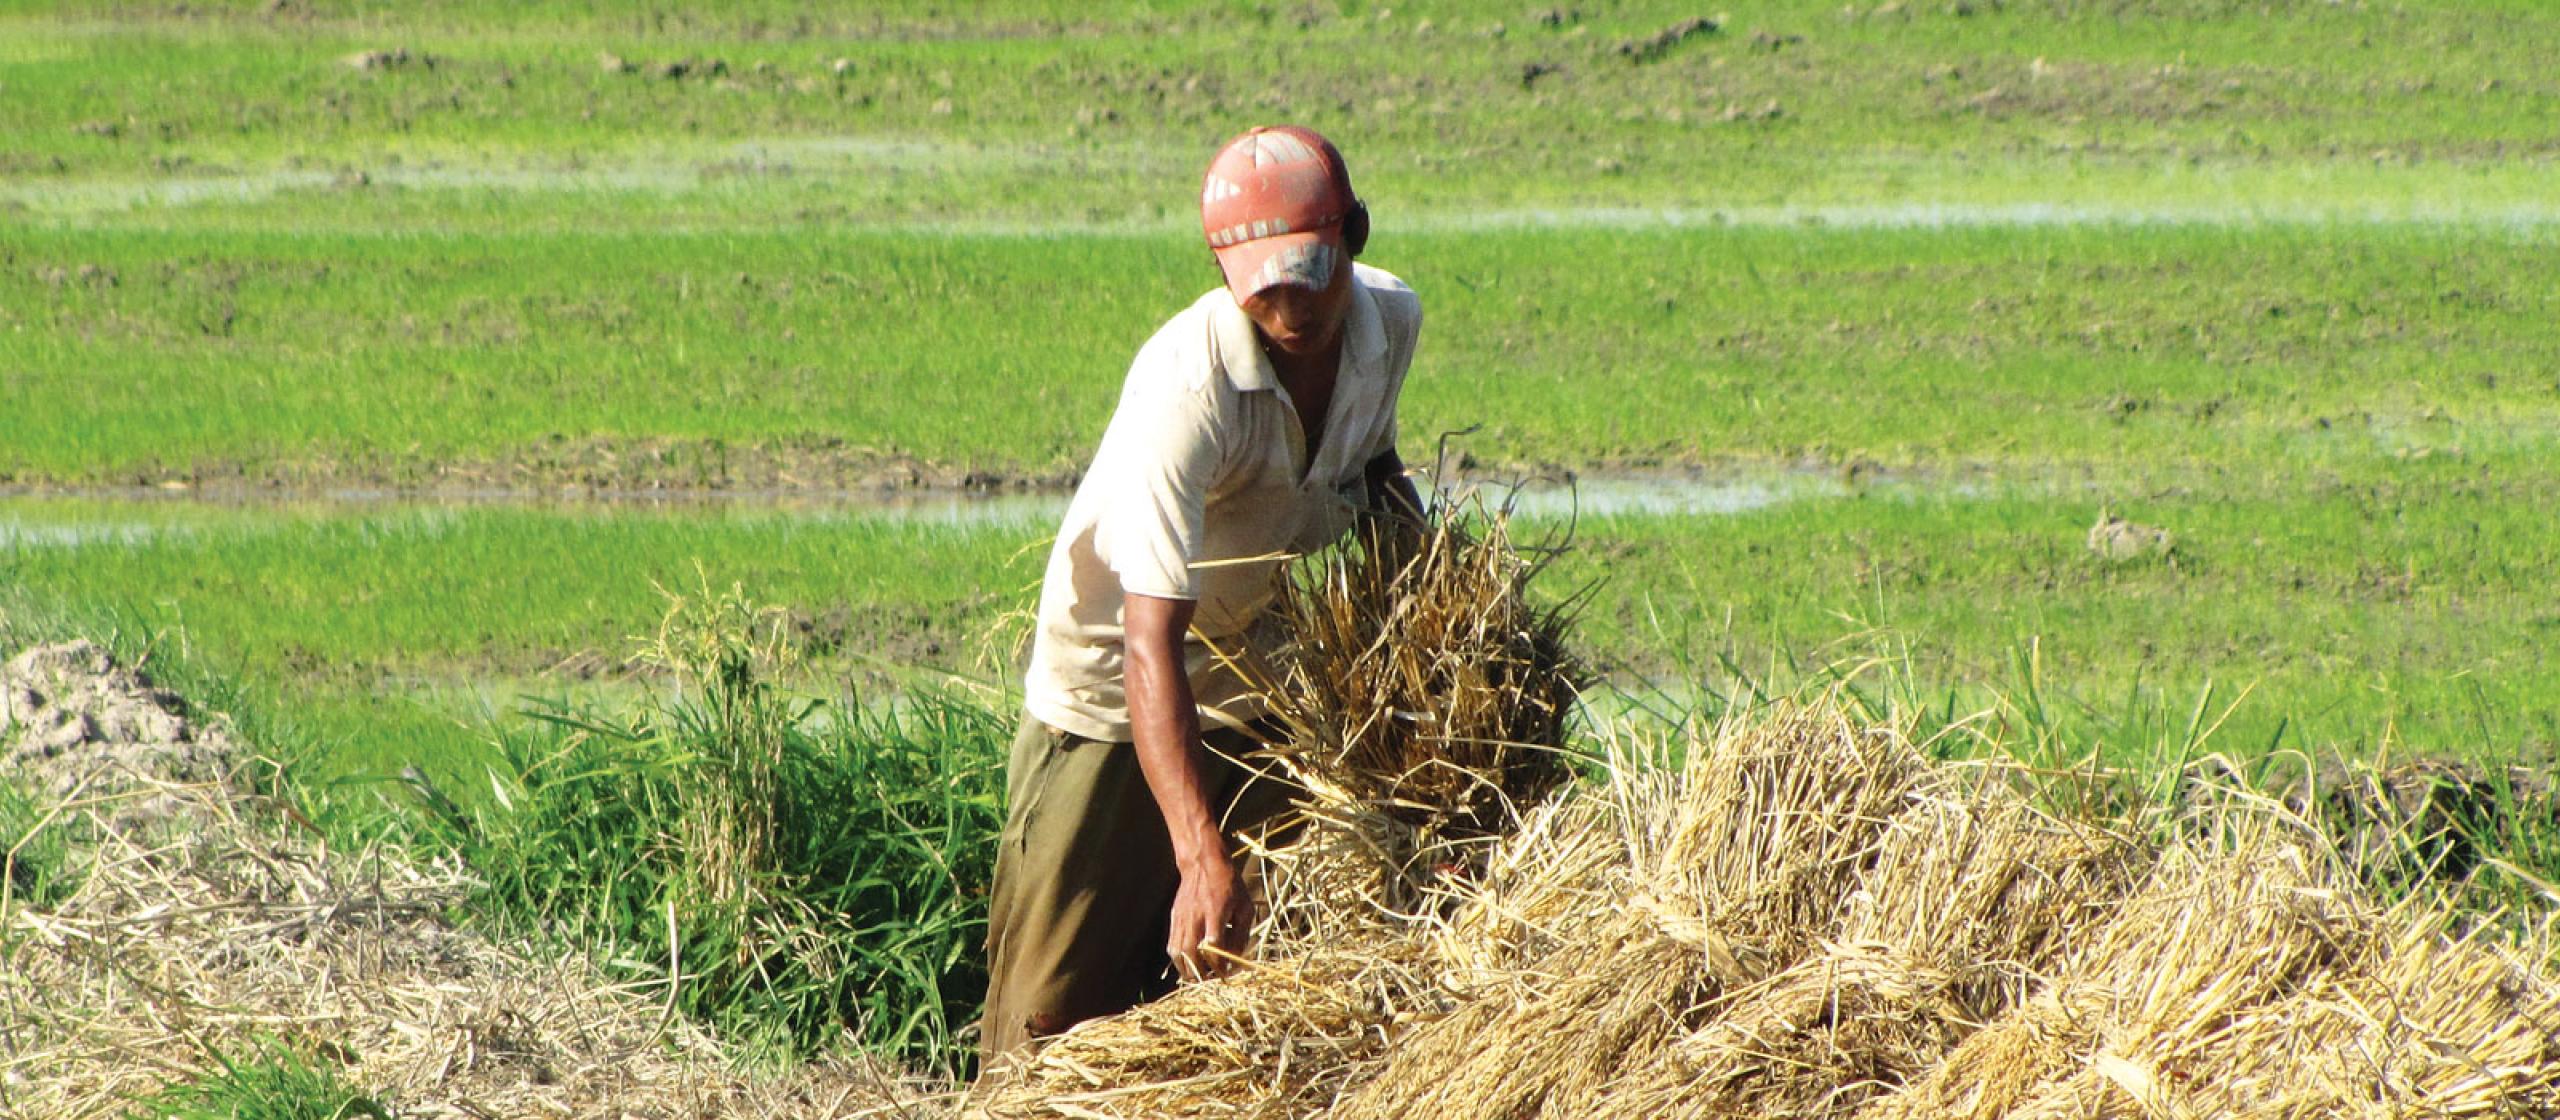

{"left": 973, "top": 514, "right": 2560, "bottom": 1118}
{"left": 979, "top": 702, "right": 2560, "bottom": 1118}
{"left": 0, "top": 641, "right": 940, "bottom": 1119}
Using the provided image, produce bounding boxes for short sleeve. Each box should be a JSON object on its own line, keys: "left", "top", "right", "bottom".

{"left": 1094, "top": 334, "right": 1228, "bottom": 601}
{"left": 1366, "top": 282, "right": 1423, "bottom": 466}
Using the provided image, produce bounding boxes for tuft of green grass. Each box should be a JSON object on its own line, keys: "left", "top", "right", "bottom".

{"left": 0, "top": 782, "right": 81, "bottom": 913}
{"left": 446, "top": 580, "right": 1006, "bottom": 1071}
{"left": 127, "top": 1040, "right": 388, "bottom": 1120}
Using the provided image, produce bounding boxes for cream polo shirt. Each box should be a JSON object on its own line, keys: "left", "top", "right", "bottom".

{"left": 1024, "top": 263, "right": 1422, "bottom": 742}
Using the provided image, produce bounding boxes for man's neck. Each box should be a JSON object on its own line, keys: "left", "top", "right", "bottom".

{"left": 1263, "top": 331, "right": 1343, "bottom": 391}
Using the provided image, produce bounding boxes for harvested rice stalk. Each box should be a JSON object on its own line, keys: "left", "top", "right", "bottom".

{"left": 1833, "top": 788, "right": 2143, "bottom": 1013}
{"left": 1329, "top": 918, "right": 1706, "bottom": 1120}
{"left": 1239, "top": 508, "right": 1589, "bottom": 962}
{"left": 1625, "top": 708, "right": 1933, "bottom": 952}
{"left": 1650, "top": 940, "right": 1969, "bottom": 1117}
{"left": 1248, "top": 509, "right": 1587, "bottom": 843}
{"left": 1429, "top": 779, "right": 1633, "bottom": 985}
{"left": 2192, "top": 915, "right": 2560, "bottom": 1116}
{"left": 1330, "top": 703, "right": 1938, "bottom": 1120}
{"left": 1965, "top": 834, "right": 2560, "bottom": 1118}
{"left": 1853, "top": 832, "right": 2366, "bottom": 1120}
{"left": 964, "top": 931, "right": 1434, "bottom": 1120}
{"left": 1589, "top": 785, "right": 2144, "bottom": 1119}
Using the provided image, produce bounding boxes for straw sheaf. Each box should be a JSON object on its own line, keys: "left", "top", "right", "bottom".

{"left": 965, "top": 934, "right": 1429, "bottom": 1120}
{"left": 1853, "top": 836, "right": 2347, "bottom": 1119}
{"left": 1854, "top": 827, "right": 2560, "bottom": 1118}
{"left": 1326, "top": 704, "right": 1938, "bottom": 1120}
{"left": 2187, "top": 915, "right": 2560, "bottom": 1116}
{"left": 1642, "top": 940, "right": 1968, "bottom": 1117}
{"left": 1428, "top": 787, "right": 1629, "bottom": 985}
{"left": 1577, "top": 781, "right": 2148, "bottom": 1118}
{"left": 1249, "top": 513, "right": 1587, "bottom": 843}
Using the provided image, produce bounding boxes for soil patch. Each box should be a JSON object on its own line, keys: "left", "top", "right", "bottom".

{"left": 2, "top": 641, "right": 234, "bottom": 835}
{"left": 0, "top": 435, "right": 1084, "bottom": 503}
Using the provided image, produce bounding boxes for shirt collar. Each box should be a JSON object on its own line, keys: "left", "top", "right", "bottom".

{"left": 1210, "top": 272, "right": 1384, "bottom": 394}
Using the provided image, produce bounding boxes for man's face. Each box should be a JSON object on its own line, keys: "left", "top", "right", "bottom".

{"left": 1238, "top": 255, "right": 1353, "bottom": 359}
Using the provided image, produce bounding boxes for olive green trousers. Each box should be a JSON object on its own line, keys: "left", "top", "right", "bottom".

{"left": 978, "top": 714, "right": 1296, "bottom": 1065}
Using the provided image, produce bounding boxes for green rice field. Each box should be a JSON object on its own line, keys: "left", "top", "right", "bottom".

{"left": 4, "top": 0, "right": 2559, "bottom": 1084}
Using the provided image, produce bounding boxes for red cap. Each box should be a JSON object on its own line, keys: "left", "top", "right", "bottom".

{"left": 1201, "top": 125, "right": 1357, "bottom": 301}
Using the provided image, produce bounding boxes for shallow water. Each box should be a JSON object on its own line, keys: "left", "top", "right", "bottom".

{"left": 0, "top": 468, "right": 1957, "bottom": 550}
{"left": 1436, "top": 200, "right": 2560, "bottom": 232}
{"left": 12, "top": 140, "right": 2556, "bottom": 233}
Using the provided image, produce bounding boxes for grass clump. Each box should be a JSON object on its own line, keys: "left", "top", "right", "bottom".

{"left": 449, "top": 580, "right": 1005, "bottom": 1070}
{"left": 125, "top": 1040, "right": 388, "bottom": 1120}
{"left": 0, "top": 782, "right": 81, "bottom": 913}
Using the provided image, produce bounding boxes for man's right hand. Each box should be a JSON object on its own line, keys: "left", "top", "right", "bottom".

{"left": 1167, "top": 848, "right": 1254, "bottom": 981}
{"left": 1123, "top": 590, "right": 1257, "bottom": 983}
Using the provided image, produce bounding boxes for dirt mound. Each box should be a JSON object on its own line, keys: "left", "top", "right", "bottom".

{"left": 0, "top": 640, "right": 943, "bottom": 1119}
{"left": 1, "top": 640, "right": 235, "bottom": 833}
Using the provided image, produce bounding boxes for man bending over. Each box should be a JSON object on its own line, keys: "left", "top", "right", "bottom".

{"left": 980, "top": 125, "right": 1425, "bottom": 1061}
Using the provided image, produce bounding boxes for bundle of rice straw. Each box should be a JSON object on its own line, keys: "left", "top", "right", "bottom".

{"left": 1247, "top": 508, "right": 1587, "bottom": 929}
{"left": 0, "top": 641, "right": 942, "bottom": 1119}
{"left": 1247, "top": 506, "right": 1583, "bottom": 817}
{"left": 976, "top": 695, "right": 2560, "bottom": 1118}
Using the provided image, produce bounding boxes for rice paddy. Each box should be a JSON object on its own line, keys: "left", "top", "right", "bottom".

{"left": 6, "top": 0, "right": 2560, "bottom": 1113}
{"left": 10, "top": 221, "right": 2558, "bottom": 487}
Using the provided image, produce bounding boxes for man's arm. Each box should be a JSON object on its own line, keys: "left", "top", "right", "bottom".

{"left": 1362, "top": 447, "right": 1429, "bottom": 563}
{"left": 1123, "top": 591, "right": 1254, "bottom": 982}
{"left": 1363, "top": 447, "right": 1426, "bottom": 525}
